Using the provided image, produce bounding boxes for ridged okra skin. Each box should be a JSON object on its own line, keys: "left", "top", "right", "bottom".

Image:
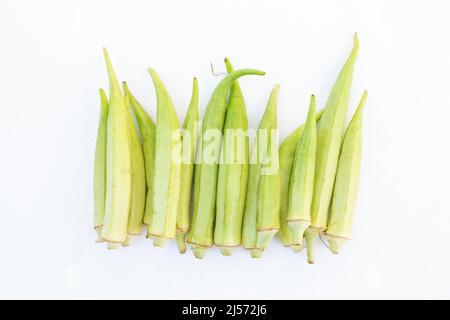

{"left": 122, "top": 83, "right": 156, "bottom": 230}
{"left": 306, "top": 34, "right": 359, "bottom": 263}
{"left": 242, "top": 85, "right": 280, "bottom": 258}
{"left": 101, "top": 48, "right": 132, "bottom": 248}
{"left": 93, "top": 89, "right": 109, "bottom": 242}
{"left": 188, "top": 68, "right": 265, "bottom": 259}
{"left": 122, "top": 94, "right": 146, "bottom": 246}
{"left": 287, "top": 95, "right": 317, "bottom": 247}
{"left": 278, "top": 110, "right": 323, "bottom": 250}
{"left": 176, "top": 78, "right": 199, "bottom": 254}
{"left": 325, "top": 91, "right": 367, "bottom": 254}
{"left": 147, "top": 68, "right": 182, "bottom": 247}
{"left": 214, "top": 58, "right": 249, "bottom": 256}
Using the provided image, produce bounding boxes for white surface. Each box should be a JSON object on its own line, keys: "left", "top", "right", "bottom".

{"left": 1, "top": 0, "right": 449, "bottom": 299}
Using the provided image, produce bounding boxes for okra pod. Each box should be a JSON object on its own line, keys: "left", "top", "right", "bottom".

{"left": 242, "top": 85, "right": 280, "bottom": 258}
{"left": 101, "top": 48, "right": 132, "bottom": 249}
{"left": 147, "top": 68, "right": 182, "bottom": 247}
{"left": 278, "top": 110, "right": 324, "bottom": 251}
{"left": 214, "top": 58, "right": 249, "bottom": 256}
{"left": 306, "top": 33, "right": 359, "bottom": 263}
{"left": 287, "top": 95, "right": 317, "bottom": 247}
{"left": 122, "top": 82, "right": 156, "bottom": 230}
{"left": 325, "top": 91, "right": 368, "bottom": 254}
{"left": 176, "top": 78, "right": 199, "bottom": 254}
{"left": 93, "top": 88, "right": 108, "bottom": 242}
{"left": 188, "top": 67, "right": 265, "bottom": 259}
{"left": 122, "top": 94, "right": 146, "bottom": 246}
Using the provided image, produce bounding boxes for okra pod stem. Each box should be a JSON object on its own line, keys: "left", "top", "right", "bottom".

{"left": 122, "top": 82, "right": 156, "bottom": 230}
{"left": 122, "top": 93, "right": 147, "bottom": 246}
{"left": 188, "top": 68, "right": 265, "bottom": 259}
{"left": 287, "top": 95, "right": 317, "bottom": 247}
{"left": 147, "top": 68, "right": 182, "bottom": 247}
{"left": 306, "top": 34, "right": 359, "bottom": 263}
{"left": 242, "top": 85, "right": 280, "bottom": 258}
{"left": 214, "top": 58, "right": 249, "bottom": 256}
{"left": 93, "top": 88, "right": 109, "bottom": 242}
{"left": 101, "top": 48, "right": 132, "bottom": 249}
{"left": 325, "top": 91, "right": 368, "bottom": 254}
{"left": 176, "top": 78, "right": 199, "bottom": 254}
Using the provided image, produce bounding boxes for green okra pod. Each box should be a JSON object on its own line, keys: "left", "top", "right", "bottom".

{"left": 176, "top": 77, "right": 199, "bottom": 254}
{"left": 278, "top": 110, "right": 324, "bottom": 251}
{"left": 93, "top": 88, "right": 109, "bottom": 243}
{"left": 101, "top": 48, "right": 132, "bottom": 249}
{"left": 122, "top": 82, "right": 156, "bottom": 230}
{"left": 147, "top": 68, "right": 182, "bottom": 247}
{"left": 188, "top": 67, "right": 265, "bottom": 259}
{"left": 122, "top": 93, "right": 146, "bottom": 246}
{"left": 287, "top": 95, "right": 317, "bottom": 247}
{"left": 325, "top": 91, "right": 368, "bottom": 254}
{"left": 214, "top": 58, "right": 249, "bottom": 256}
{"left": 305, "top": 33, "right": 359, "bottom": 264}
{"left": 242, "top": 85, "right": 280, "bottom": 258}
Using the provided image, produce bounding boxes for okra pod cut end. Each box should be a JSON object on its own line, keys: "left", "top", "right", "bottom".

{"left": 220, "top": 248, "right": 235, "bottom": 257}
{"left": 122, "top": 234, "right": 139, "bottom": 247}
{"left": 176, "top": 233, "right": 187, "bottom": 254}
{"left": 146, "top": 228, "right": 170, "bottom": 247}
{"left": 325, "top": 235, "right": 348, "bottom": 255}
{"left": 250, "top": 249, "right": 263, "bottom": 259}
{"left": 94, "top": 227, "right": 105, "bottom": 243}
{"left": 287, "top": 221, "right": 309, "bottom": 247}
{"left": 107, "top": 242, "right": 121, "bottom": 250}
{"left": 256, "top": 230, "right": 278, "bottom": 251}
{"left": 151, "top": 236, "right": 170, "bottom": 248}
{"left": 291, "top": 245, "right": 302, "bottom": 253}
{"left": 192, "top": 247, "right": 207, "bottom": 259}
{"left": 305, "top": 228, "right": 319, "bottom": 264}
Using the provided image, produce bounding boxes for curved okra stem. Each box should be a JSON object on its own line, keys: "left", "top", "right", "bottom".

{"left": 325, "top": 91, "right": 368, "bottom": 254}
{"left": 93, "top": 89, "right": 109, "bottom": 243}
{"left": 242, "top": 85, "right": 280, "bottom": 258}
{"left": 101, "top": 48, "right": 132, "bottom": 249}
{"left": 176, "top": 78, "right": 199, "bottom": 254}
{"left": 147, "top": 68, "right": 182, "bottom": 247}
{"left": 188, "top": 68, "right": 265, "bottom": 259}
{"left": 122, "top": 82, "right": 156, "bottom": 230}
{"left": 278, "top": 110, "right": 324, "bottom": 251}
{"left": 287, "top": 95, "right": 317, "bottom": 247}
{"left": 306, "top": 34, "right": 359, "bottom": 263}
{"left": 214, "top": 58, "right": 249, "bottom": 256}
{"left": 122, "top": 94, "right": 146, "bottom": 246}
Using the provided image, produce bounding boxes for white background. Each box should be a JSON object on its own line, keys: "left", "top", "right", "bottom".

{"left": 1, "top": 0, "right": 449, "bottom": 299}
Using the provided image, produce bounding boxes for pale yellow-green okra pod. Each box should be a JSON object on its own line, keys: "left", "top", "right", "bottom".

{"left": 188, "top": 67, "right": 265, "bottom": 259}
{"left": 255, "top": 85, "right": 280, "bottom": 255}
{"left": 147, "top": 68, "right": 181, "bottom": 247}
{"left": 242, "top": 85, "right": 280, "bottom": 258}
{"left": 122, "top": 94, "right": 146, "bottom": 246}
{"left": 122, "top": 82, "right": 156, "bottom": 230}
{"left": 176, "top": 78, "right": 199, "bottom": 254}
{"left": 101, "top": 48, "right": 132, "bottom": 249}
{"left": 325, "top": 91, "right": 368, "bottom": 254}
{"left": 93, "top": 89, "right": 108, "bottom": 243}
{"left": 287, "top": 95, "right": 317, "bottom": 247}
{"left": 278, "top": 110, "right": 324, "bottom": 250}
{"left": 305, "top": 33, "right": 359, "bottom": 264}
{"left": 214, "top": 58, "right": 249, "bottom": 256}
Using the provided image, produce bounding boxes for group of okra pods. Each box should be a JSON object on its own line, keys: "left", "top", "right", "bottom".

{"left": 93, "top": 33, "right": 368, "bottom": 263}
